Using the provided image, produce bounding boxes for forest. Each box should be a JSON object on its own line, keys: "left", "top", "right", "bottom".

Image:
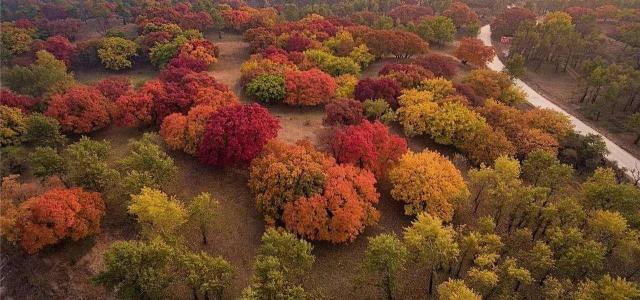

{"left": 0, "top": 0, "right": 639, "bottom": 299}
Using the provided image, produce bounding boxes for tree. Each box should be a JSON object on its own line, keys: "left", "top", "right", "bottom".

{"left": 3, "top": 50, "right": 74, "bottom": 97}
{"left": 98, "top": 37, "right": 138, "bottom": 70}
{"left": 379, "top": 63, "right": 434, "bottom": 89}
{"left": 29, "top": 146, "right": 65, "bottom": 178}
{"left": 388, "top": 5, "right": 434, "bottom": 24}
{"left": 284, "top": 68, "right": 337, "bottom": 106}
{"left": 177, "top": 39, "right": 218, "bottom": 67}
{"left": 414, "top": 54, "right": 458, "bottom": 78}
{"left": 363, "top": 99, "right": 396, "bottom": 125}
{"left": 242, "top": 229, "right": 314, "bottom": 299}
{"left": 94, "top": 76, "right": 132, "bottom": 101}
{"left": 23, "top": 113, "right": 66, "bottom": 147}
{"left": 424, "top": 101, "right": 488, "bottom": 147}
{"left": 522, "top": 150, "right": 573, "bottom": 191}
{"left": 491, "top": 7, "right": 536, "bottom": 38}
{"left": 581, "top": 168, "right": 640, "bottom": 226}
{"left": 118, "top": 134, "right": 177, "bottom": 196}
{"left": 159, "top": 113, "right": 188, "bottom": 151}
{"left": 525, "top": 108, "right": 573, "bottom": 140}
{"left": 179, "top": 251, "right": 233, "bottom": 300}
{"left": 437, "top": 279, "right": 481, "bottom": 300}
{"left": 404, "top": 213, "right": 459, "bottom": 295}
{"left": 283, "top": 162, "right": 380, "bottom": 243}
{"left": 112, "top": 91, "right": 155, "bottom": 127}
{"left": 389, "top": 151, "right": 468, "bottom": 220}
{"left": 335, "top": 74, "right": 358, "bottom": 98}
{"left": 559, "top": 132, "right": 608, "bottom": 171}
{"left": 361, "top": 233, "right": 408, "bottom": 300}
{"left": 461, "top": 125, "right": 516, "bottom": 166}
{"left": 455, "top": 38, "right": 495, "bottom": 66}
{"left": 625, "top": 113, "right": 640, "bottom": 144}
{"left": 249, "top": 139, "right": 328, "bottom": 224}
{"left": 0, "top": 89, "right": 40, "bottom": 113}
{"left": 34, "top": 35, "right": 76, "bottom": 67}
{"left": 462, "top": 69, "right": 511, "bottom": 100}
{"left": 63, "top": 137, "right": 118, "bottom": 192}
{"left": 0, "top": 105, "right": 27, "bottom": 147}
{"left": 443, "top": 2, "right": 480, "bottom": 35}
{"left": 355, "top": 77, "right": 402, "bottom": 108}
{"left": 505, "top": 53, "right": 526, "bottom": 79}
{"left": 10, "top": 187, "right": 105, "bottom": 254}
{"left": 363, "top": 30, "right": 428, "bottom": 58}
{"left": 415, "top": 16, "right": 456, "bottom": 45}
{"left": 246, "top": 74, "right": 286, "bottom": 104}
{"left": 328, "top": 120, "right": 408, "bottom": 179}
{"left": 0, "top": 22, "right": 33, "bottom": 61}
{"left": 197, "top": 104, "right": 279, "bottom": 168}
{"left": 45, "top": 85, "right": 111, "bottom": 133}
{"left": 187, "top": 192, "right": 219, "bottom": 245}
{"left": 93, "top": 240, "right": 176, "bottom": 300}
{"left": 128, "top": 187, "right": 187, "bottom": 240}
{"left": 572, "top": 275, "right": 640, "bottom": 299}
{"left": 323, "top": 98, "right": 364, "bottom": 126}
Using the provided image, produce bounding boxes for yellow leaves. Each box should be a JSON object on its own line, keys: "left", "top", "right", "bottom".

{"left": 128, "top": 187, "right": 187, "bottom": 239}
{"left": 98, "top": 37, "right": 139, "bottom": 70}
{"left": 389, "top": 150, "right": 468, "bottom": 221}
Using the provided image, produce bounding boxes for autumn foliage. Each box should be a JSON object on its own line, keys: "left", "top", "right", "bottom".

{"left": 94, "top": 77, "right": 133, "bottom": 101}
{"left": 197, "top": 104, "right": 280, "bottom": 168}
{"left": 284, "top": 68, "right": 337, "bottom": 106}
{"left": 454, "top": 38, "right": 495, "bottom": 66}
{"left": 323, "top": 98, "right": 365, "bottom": 126}
{"left": 354, "top": 78, "right": 402, "bottom": 108}
{"left": 491, "top": 7, "right": 536, "bottom": 38}
{"left": 45, "top": 86, "right": 111, "bottom": 133}
{"left": 414, "top": 54, "right": 458, "bottom": 78}
{"left": 0, "top": 89, "right": 40, "bottom": 113}
{"left": 327, "top": 120, "right": 408, "bottom": 179}
{"left": 7, "top": 187, "right": 105, "bottom": 254}
{"left": 250, "top": 139, "right": 380, "bottom": 243}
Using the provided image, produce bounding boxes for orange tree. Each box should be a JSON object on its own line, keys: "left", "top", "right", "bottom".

{"left": 45, "top": 85, "right": 111, "bottom": 133}
{"left": 284, "top": 68, "right": 336, "bottom": 106}
{"left": 454, "top": 37, "right": 495, "bottom": 66}
{"left": 388, "top": 151, "right": 468, "bottom": 221}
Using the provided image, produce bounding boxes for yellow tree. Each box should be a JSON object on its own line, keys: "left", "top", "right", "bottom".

{"left": 389, "top": 151, "right": 469, "bottom": 220}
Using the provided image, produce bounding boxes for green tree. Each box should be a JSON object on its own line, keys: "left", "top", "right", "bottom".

{"left": 242, "top": 229, "right": 314, "bottom": 299}
{"left": 416, "top": 16, "right": 456, "bottom": 45}
{"left": 128, "top": 188, "right": 188, "bottom": 240}
{"left": 404, "top": 213, "right": 459, "bottom": 295}
{"left": 572, "top": 275, "right": 640, "bottom": 300}
{"left": 361, "top": 233, "right": 408, "bottom": 300}
{"left": 118, "top": 133, "right": 177, "bottom": 196}
{"left": 246, "top": 74, "right": 286, "bottom": 104}
{"left": 29, "top": 146, "right": 65, "bottom": 178}
{"left": 93, "top": 239, "right": 176, "bottom": 300}
{"left": 23, "top": 113, "right": 66, "bottom": 147}
{"left": 3, "top": 50, "right": 74, "bottom": 97}
{"left": 63, "top": 137, "right": 118, "bottom": 192}
{"left": 581, "top": 168, "right": 640, "bottom": 226}
{"left": 98, "top": 37, "right": 139, "bottom": 70}
{"left": 0, "top": 105, "right": 26, "bottom": 147}
{"left": 179, "top": 251, "right": 233, "bottom": 300}
{"left": 625, "top": 113, "right": 640, "bottom": 144}
{"left": 505, "top": 53, "right": 526, "bottom": 79}
{"left": 522, "top": 149, "right": 573, "bottom": 193}
{"left": 187, "top": 192, "right": 219, "bottom": 245}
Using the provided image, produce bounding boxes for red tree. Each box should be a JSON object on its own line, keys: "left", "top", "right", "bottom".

{"left": 45, "top": 86, "right": 111, "bottom": 133}
{"left": 379, "top": 63, "right": 434, "bottom": 88}
{"left": 284, "top": 31, "right": 313, "bottom": 52}
{"left": 285, "top": 68, "right": 337, "bottom": 106}
{"left": 282, "top": 163, "right": 380, "bottom": 243}
{"left": 0, "top": 89, "right": 40, "bottom": 113}
{"left": 14, "top": 188, "right": 105, "bottom": 254}
{"left": 491, "top": 7, "right": 536, "bottom": 38}
{"left": 454, "top": 37, "right": 495, "bottom": 66}
{"left": 414, "top": 54, "right": 459, "bottom": 78}
{"left": 197, "top": 104, "right": 280, "bottom": 168}
{"left": 354, "top": 77, "right": 402, "bottom": 108}
{"left": 328, "top": 120, "right": 408, "bottom": 179}
{"left": 112, "top": 91, "right": 155, "bottom": 127}
{"left": 323, "top": 98, "right": 365, "bottom": 126}
{"left": 33, "top": 35, "right": 76, "bottom": 67}
{"left": 94, "top": 76, "right": 132, "bottom": 101}
{"left": 389, "top": 5, "right": 434, "bottom": 24}
{"left": 443, "top": 2, "right": 479, "bottom": 32}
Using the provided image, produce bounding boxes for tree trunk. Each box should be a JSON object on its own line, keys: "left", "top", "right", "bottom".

{"left": 580, "top": 87, "right": 590, "bottom": 103}
{"left": 201, "top": 224, "right": 208, "bottom": 245}
{"left": 192, "top": 288, "right": 199, "bottom": 300}
{"left": 635, "top": 134, "right": 640, "bottom": 145}
{"left": 428, "top": 269, "right": 435, "bottom": 295}
{"left": 384, "top": 270, "right": 393, "bottom": 300}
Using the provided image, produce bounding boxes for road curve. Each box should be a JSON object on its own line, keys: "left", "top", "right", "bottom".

{"left": 478, "top": 25, "right": 640, "bottom": 176}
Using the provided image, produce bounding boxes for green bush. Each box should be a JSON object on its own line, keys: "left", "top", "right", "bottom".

{"left": 246, "top": 74, "right": 286, "bottom": 104}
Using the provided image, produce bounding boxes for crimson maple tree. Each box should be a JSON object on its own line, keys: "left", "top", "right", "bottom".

{"left": 45, "top": 86, "right": 111, "bottom": 133}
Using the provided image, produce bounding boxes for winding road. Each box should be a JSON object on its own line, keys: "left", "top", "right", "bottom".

{"left": 478, "top": 25, "right": 640, "bottom": 177}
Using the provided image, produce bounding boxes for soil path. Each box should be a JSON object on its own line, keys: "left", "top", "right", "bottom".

{"left": 479, "top": 25, "right": 640, "bottom": 176}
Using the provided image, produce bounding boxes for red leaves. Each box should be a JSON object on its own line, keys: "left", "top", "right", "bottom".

{"left": 354, "top": 77, "right": 402, "bottom": 108}
{"left": 328, "top": 120, "right": 408, "bottom": 179}
{"left": 94, "top": 76, "right": 132, "bottom": 101}
{"left": 283, "top": 163, "right": 379, "bottom": 243}
{"left": 15, "top": 188, "right": 105, "bottom": 254}
{"left": 323, "top": 98, "right": 364, "bottom": 126}
{"left": 0, "top": 89, "right": 40, "bottom": 113}
{"left": 491, "top": 7, "right": 536, "bottom": 38}
{"left": 414, "top": 53, "right": 459, "bottom": 78}
{"left": 45, "top": 86, "right": 111, "bottom": 133}
{"left": 197, "top": 104, "right": 280, "bottom": 168}
{"left": 112, "top": 91, "right": 154, "bottom": 127}
{"left": 33, "top": 35, "right": 76, "bottom": 67}
{"left": 363, "top": 30, "right": 428, "bottom": 58}
{"left": 389, "top": 4, "right": 434, "bottom": 24}
{"left": 284, "top": 32, "right": 313, "bottom": 52}
{"left": 379, "top": 63, "right": 434, "bottom": 89}
{"left": 285, "top": 68, "right": 337, "bottom": 106}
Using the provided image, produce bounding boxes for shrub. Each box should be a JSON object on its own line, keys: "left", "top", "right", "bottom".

{"left": 23, "top": 113, "right": 66, "bottom": 147}
{"left": 284, "top": 69, "right": 337, "bottom": 106}
{"left": 414, "top": 54, "right": 458, "bottom": 78}
{"left": 45, "top": 86, "right": 111, "bottom": 133}
{"left": 323, "top": 98, "right": 364, "bottom": 126}
{"left": 0, "top": 105, "right": 27, "bottom": 147}
{"left": 98, "top": 37, "right": 139, "bottom": 70}
{"left": 335, "top": 74, "right": 358, "bottom": 98}
{"left": 354, "top": 78, "right": 402, "bottom": 108}
{"left": 246, "top": 74, "right": 286, "bottom": 104}
{"left": 0, "top": 90, "right": 40, "bottom": 113}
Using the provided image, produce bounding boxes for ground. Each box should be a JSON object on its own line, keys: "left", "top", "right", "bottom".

{"left": 2, "top": 33, "right": 466, "bottom": 299}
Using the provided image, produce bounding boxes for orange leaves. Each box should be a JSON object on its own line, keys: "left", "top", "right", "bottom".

{"left": 454, "top": 37, "right": 495, "bottom": 67}
{"left": 45, "top": 85, "right": 111, "bottom": 133}
{"left": 284, "top": 68, "right": 337, "bottom": 106}
{"left": 250, "top": 139, "right": 380, "bottom": 243}
{"left": 6, "top": 187, "right": 105, "bottom": 254}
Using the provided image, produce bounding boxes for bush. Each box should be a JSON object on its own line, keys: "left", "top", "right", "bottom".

{"left": 355, "top": 78, "right": 402, "bottom": 108}
{"left": 98, "top": 37, "right": 139, "bottom": 70}
{"left": 197, "top": 104, "right": 280, "bottom": 168}
{"left": 29, "top": 146, "right": 65, "bottom": 178}
{"left": 323, "top": 98, "right": 364, "bottom": 126}
{"left": 246, "top": 74, "right": 286, "bottom": 104}
{"left": 0, "top": 105, "right": 27, "bottom": 147}
{"left": 23, "top": 113, "right": 66, "bottom": 147}
{"left": 45, "top": 86, "right": 111, "bottom": 134}
{"left": 284, "top": 69, "right": 337, "bottom": 106}
{"left": 414, "top": 54, "right": 458, "bottom": 78}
